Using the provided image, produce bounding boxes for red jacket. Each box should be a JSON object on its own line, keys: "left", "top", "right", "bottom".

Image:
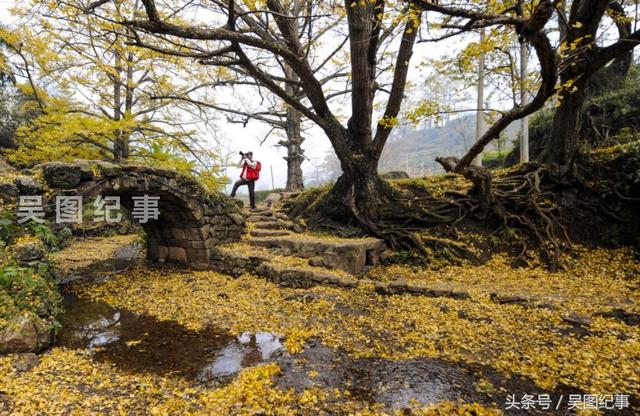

{"left": 241, "top": 160, "right": 260, "bottom": 181}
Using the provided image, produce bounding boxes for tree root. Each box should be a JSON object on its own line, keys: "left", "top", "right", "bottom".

{"left": 284, "top": 159, "right": 635, "bottom": 270}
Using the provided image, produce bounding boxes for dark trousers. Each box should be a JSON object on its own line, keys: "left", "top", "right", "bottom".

{"left": 230, "top": 178, "right": 256, "bottom": 208}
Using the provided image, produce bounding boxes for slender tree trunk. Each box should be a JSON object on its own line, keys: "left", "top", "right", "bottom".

{"left": 113, "top": 35, "right": 126, "bottom": 163}
{"left": 283, "top": 65, "right": 305, "bottom": 192}
{"left": 283, "top": 106, "right": 305, "bottom": 191}
{"left": 121, "top": 50, "right": 134, "bottom": 161}
{"left": 519, "top": 39, "right": 530, "bottom": 163}
{"left": 473, "top": 30, "right": 486, "bottom": 167}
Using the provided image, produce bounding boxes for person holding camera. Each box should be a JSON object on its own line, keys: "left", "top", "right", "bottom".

{"left": 230, "top": 151, "right": 261, "bottom": 209}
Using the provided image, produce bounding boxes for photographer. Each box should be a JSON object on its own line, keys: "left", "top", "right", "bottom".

{"left": 230, "top": 151, "right": 260, "bottom": 209}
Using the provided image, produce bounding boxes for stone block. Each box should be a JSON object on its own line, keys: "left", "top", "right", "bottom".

{"left": 38, "top": 162, "right": 82, "bottom": 188}
{"left": 0, "top": 183, "right": 19, "bottom": 202}
{"left": 14, "top": 176, "right": 43, "bottom": 194}
{"left": 157, "top": 245, "right": 169, "bottom": 260}
{"left": 228, "top": 213, "right": 245, "bottom": 225}
{"left": 168, "top": 246, "right": 187, "bottom": 262}
{"left": 187, "top": 248, "right": 209, "bottom": 264}
{"left": 170, "top": 228, "right": 185, "bottom": 240}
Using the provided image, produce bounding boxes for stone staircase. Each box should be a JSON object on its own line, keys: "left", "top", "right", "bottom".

{"left": 209, "top": 205, "right": 387, "bottom": 289}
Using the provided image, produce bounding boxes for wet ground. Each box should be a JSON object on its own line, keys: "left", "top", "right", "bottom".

{"left": 45, "top": 239, "right": 638, "bottom": 415}
{"left": 56, "top": 294, "right": 283, "bottom": 387}
{"left": 55, "top": 291, "right": 600, "bottom": 415}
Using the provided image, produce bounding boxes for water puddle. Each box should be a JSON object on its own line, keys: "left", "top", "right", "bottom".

{"left": 55, "top": 294, "right": 282, "bottom": 386}
{"left": 275, "top": 340, "right": 594, "bottom": 415}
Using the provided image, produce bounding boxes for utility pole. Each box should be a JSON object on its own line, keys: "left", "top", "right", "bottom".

{"left": 519, "top": 38, "right": 530, "bottom": 163}
{"left": 270, "top": 164, "right": 275, "bottom": 190}
{"left": 405, "top": 153, "right": 410, "bottom": 175}
{"left": 473, "top": 29, "right": 486, "bottom": 167}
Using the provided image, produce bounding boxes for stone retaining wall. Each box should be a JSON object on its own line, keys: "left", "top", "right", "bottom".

{"left": 7, "top": 160, "right": 245, "bottom": 269}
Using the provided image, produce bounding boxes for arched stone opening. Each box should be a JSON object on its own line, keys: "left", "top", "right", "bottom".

{"left": 39, "top": 161, "right": 244, "bottom": 269}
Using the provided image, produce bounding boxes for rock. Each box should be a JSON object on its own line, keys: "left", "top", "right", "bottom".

{"left": 263, "top": 193, "right": 282, "bottom": 207}
{"left": 250, "top": 229, "right": 290, "bottom": 237}
{"left": 14, "top": 176, "right": 43, "bottom": 194}
{"left": 380, "top": 171, "right": 410, "bottom": 180}
{"left": 168, "top": 247, "right": 188, "bottom": 262}
{"left": 428, "top": 288, "right": 452, "bottom": 298}
{"left": 535, "top": 301, "right": 557, "bottom": 310}
{"left": 406, "top": 283, "right": 430, "bottom": 295}
{"left": 0, "top": 315, "right": 52, "bottom": 354}
{"left": 336, "top": 277, "right": 358, "bottom": 288}
{"left": 597, "top": 309, "right": 640, "bottom": 326}
{"left": 373, "top": 281, "right": 390, "bottom": 294}
{"left": 490, "top": 293, "right": 532, "bottom": 305}
{"left": 11, "top": 241, "right": 45, "bottom": 264}
{"left": 450, "top": 290, "right": 471, "bottom": 300}
{"left": 308, "top": 257, "right": 328, "bottom": 268}
{"left": 562, "top": 312, "right": 592, "bottom": 326}
{"left": 0, "top": 182, "right": 19, "bottom": 202}
{"left": 38, "top": 162, "right": 82, "bottom": 188}
{"left": 228, "top": 213, "right": 245, "bottom": 225}
{"left": 385, "top": 279, "right": 409, "bottom": 294}
{"left": 97, "top": 161, "right": 122, "bottom": 177}
{"left": 12, "top": 353, "right": 39, "bottom": 372}
{"left": 292, "top": 224, "right": 306, "bottom": 233}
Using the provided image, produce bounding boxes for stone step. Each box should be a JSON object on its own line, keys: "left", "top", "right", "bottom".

{"left": 252, "top": 220, "right": 295, "bottom": 230}
{"left": 210, "top": 244, "right": 476, "bottom": 298}
{"left": 209, "top": 244, "right": 358, "bottom": 289}
{"left": 249, "top": 208, "right": 272, "bottom": 215}
{"left": 246, "top": 214, "right": 273, "bottom": 222}
{"left": 248, "top": 235, "right": 386, "bottom": 275}
{"left": 250, "top": 229, "right": 291, "bottom": 237}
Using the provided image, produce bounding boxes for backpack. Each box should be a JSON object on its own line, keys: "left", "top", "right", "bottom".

{"left": 254, "top": 161, "right": 262, "bottom": 178}
{"left": 246, "top": 161, "right": 261, "bottom": 180}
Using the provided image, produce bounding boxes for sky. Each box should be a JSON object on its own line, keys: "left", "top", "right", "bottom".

{"left": 0, "top": 1, "right": 464, "bottom": 193}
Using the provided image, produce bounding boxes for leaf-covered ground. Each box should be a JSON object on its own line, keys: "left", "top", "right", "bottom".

{"left": 49, "top": 234, "right": 143, "bottom": 275}
{"left": 1, "top": 240, "right": 638, "bottom": 415}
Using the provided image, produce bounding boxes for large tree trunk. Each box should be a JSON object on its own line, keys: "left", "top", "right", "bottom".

{"left": 319, "top": 159, "right": 389, "bottom": 228}
{"left": 545, "top": 82, "right": 587, "bottom": 166}
{"left": 545, "top": 0, "right": 632, "bottom": 167}
{"left": 312, "top": 127, "right": 389, "bottom": 227}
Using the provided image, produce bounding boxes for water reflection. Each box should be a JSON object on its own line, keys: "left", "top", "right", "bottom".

{"left": 56, "top": 294, "right": 282, "bottom": 385}
{"left": 198, "top": 332, "right": 282, "bottom": 382}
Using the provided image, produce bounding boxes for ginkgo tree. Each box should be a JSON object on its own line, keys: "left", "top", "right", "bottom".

{"left": 1, "top": 1, "right": 226, "bottom": 190}
{"left": 81, "top": 0, "right": 640, "bottom": 259}
{"left": 99, "top": 0, "right": 552, "bottom": 248}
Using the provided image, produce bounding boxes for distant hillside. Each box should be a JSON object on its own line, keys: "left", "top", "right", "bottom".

{"left": 308, "top": 114, "right": 520, "bottom": 186}
{"left": 379, "top": 115, "right": 518, "bottom": 176}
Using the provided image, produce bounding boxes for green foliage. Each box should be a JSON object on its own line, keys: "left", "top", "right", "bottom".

{"left": 483, "top": 148, "right": 511, "bottom": 170}
{"left": 0, "top": 211, "right": 19, "bottom": 248}
{"left": 505, "top": 64, "right": 640, "bottom": 166}
{"left": 27, "top": 221, "right": 60, "bottom": 250}
{"left": 0, "top": 265, "right": 62, "bottom": 328}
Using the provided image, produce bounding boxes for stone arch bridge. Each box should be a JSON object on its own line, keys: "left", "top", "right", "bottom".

{"left": 33, "top": 160, "right": 245, "bottom": 269}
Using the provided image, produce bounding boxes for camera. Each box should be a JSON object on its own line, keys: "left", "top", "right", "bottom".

{"left": 239, "top": 151, "right": 244, "bottom": 156}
